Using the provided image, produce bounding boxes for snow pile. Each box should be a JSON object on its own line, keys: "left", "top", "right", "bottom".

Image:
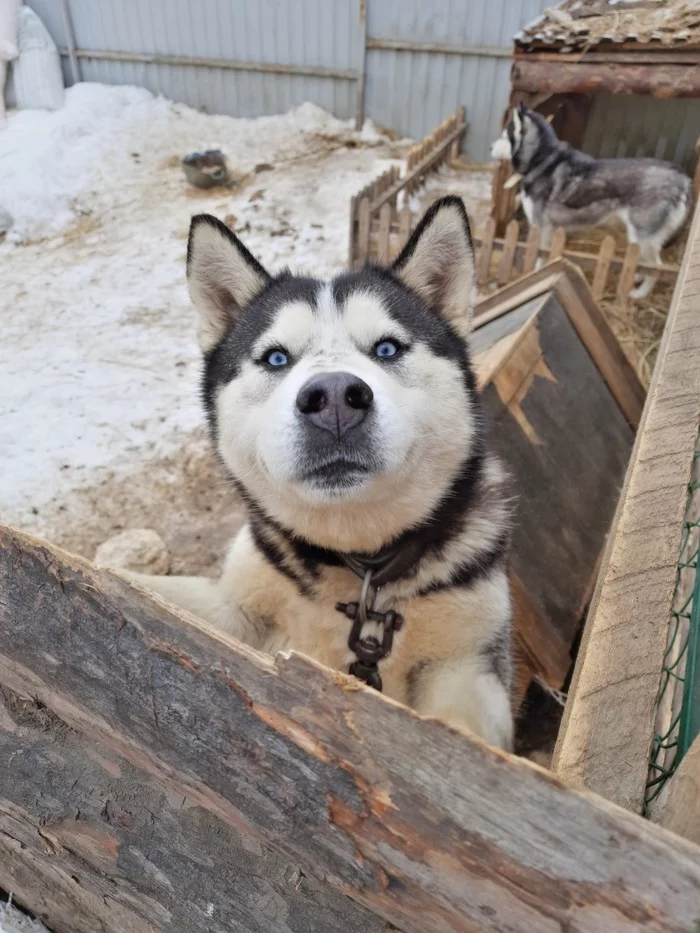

{"left": 0, "top": 83, "right": 390, "bottom": 245}
{"left": 0, "top": 83, "right": 403, "bottom": 537}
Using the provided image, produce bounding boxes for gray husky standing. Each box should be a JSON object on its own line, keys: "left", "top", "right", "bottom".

{"left": 491, "top": 104, "right": 692, "bottom": 298}
{"left": 105, "top": 197, "right": 515, "bottom": 750}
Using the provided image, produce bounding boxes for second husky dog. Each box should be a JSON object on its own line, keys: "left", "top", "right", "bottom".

{"left": 491, "top": 105, "right": 691, "bottom": 298}
{"left": 111, "top": 197, "right": 515, "bottom": 750}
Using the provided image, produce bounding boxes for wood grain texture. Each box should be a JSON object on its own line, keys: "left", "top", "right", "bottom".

{"left": 554, "top": 204, "right": 700, "bottom": 812}
{"left": 657, "top": 735, "right": 700, "bottom": 845}
{"left": 0, "top": 687, "right": 381, "bottom": 933}
{"left": 2, "top": 525, "right": 700, "bottom": 933}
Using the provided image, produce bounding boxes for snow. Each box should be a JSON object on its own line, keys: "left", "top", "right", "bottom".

{"left": 0, "top": 83, "right": 405, "bottom": 540}
{"left": 0, "top": 899, "right": 49, "bottom": 933}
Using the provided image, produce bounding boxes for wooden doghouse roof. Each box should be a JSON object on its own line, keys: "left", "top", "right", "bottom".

{"left": 512, "top": 1, "right": 700, "bottom": 98}
{"left": 516, "top": 0, "right": 700, "bottom": 52}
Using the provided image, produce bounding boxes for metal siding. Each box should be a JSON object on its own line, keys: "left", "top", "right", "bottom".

{"left": 364, "top": 0, "right": 551, "bottom": 160}
{"left": 26, "top": 0, "right": 359, "bottom": 120}
{"left": 583, "top": 93, "right": 700, "bottom": 175}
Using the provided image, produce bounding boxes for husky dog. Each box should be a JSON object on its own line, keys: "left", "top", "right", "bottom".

{"left": 491, "top": 104, "right": 692, "bottom": 298}
{"left": 118, "top": 197, "right": 514, "bottom": 749}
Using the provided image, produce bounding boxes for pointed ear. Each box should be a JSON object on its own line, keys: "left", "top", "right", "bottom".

{"left": 517, "top": 102, "right": 526, "bottom": 116}
{"left": 392, "top": 196, "right": 475, "bottom": 336}
{"left": 187, "top": 214, "right": 270, "bottom": 352}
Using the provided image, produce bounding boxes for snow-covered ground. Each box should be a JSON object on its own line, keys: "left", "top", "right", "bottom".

{"left": 0, "top": 83, "right": 492, "bottom": 564}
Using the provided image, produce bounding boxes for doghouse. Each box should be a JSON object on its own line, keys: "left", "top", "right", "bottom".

{"left": 493, "top": 0, "right": 700, "bottom": 231}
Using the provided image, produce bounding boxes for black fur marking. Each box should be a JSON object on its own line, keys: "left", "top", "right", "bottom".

{"left": 481, "top": 623, "right": 513, "bottom": 691}
{"left": 249, "top": 520, "right": 314, "bottom": 598}
{"left": 201, "top": 273, "right": 322, "bottom": 438}
{"left": 418, "top": 530, "right": 509, "bottom": 597}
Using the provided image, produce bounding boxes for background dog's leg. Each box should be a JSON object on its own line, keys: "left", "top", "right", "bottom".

{"left": 535, "top": 224, "right": 552, "bottom": 270}
{"left": 630, "top": 241, "right": 661, "bottom": 300}
{"left": 412, "top": 657, "right": 514, "bottom": 751}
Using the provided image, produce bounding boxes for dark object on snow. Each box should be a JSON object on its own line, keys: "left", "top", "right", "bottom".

{"left": 182, "top": 150, "right": 229, "bottom": 189}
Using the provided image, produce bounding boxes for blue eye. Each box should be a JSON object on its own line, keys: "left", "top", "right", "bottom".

{"left": 266, "top": 349, "right": 288, "bottom": 368}
{"left": 375, "top": 340, "right": 399, "bottom": 359}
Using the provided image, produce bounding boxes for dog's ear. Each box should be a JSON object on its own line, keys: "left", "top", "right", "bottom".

{"left": 187, "top": 214, "right": 270, "bottom": 352}
{"left": 392, "top": 196, "right": 475, "bottom": 337}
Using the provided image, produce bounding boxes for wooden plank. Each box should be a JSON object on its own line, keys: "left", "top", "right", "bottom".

{"left": 377, "top": 202, "right": 392, "bottom": 264}
{"left": 549, "top": 227, "right": 566, "bottom": 261}
{"left": 522, "top": 225, "right": 541, "bottom": 275}
{"left": 658, "top": 735, "right": 700, "bottom": 845}
{"left": 479, "top": 303, "right": 635, "bottom": 645}
{"left": 477, "top": 217, "right": 496, "bottom": 287}
{"left": 617, "top": 242, "right": 641, "bottom": 306}
{"left": 592, "top": 235, "right": 616, "bottom": 300}
{"left": 498, "top": 219, "right": 519, "bottom": 285}
{"left": 0, "top": 686, "right": 380, "bottom": 933}
{"left": 354, "top": 0, "right": 367, "bottom": 130}
{"left": 356, "top": 196, "right": 371, "bottom": 267}
{"left": 554, "top": 204, "right": 700, "bottom": 812}
{"left": 348, "top": 194, "right": 358, "bottom": 267}
{"left": 1, "top": 525, "right": 700, "bottom": 933}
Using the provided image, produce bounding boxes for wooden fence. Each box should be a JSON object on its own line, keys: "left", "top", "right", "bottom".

{"left": 348, "top": 107, "right": 467, "bottom": 267}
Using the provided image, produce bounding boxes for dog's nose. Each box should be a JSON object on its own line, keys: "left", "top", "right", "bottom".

{"left": 296, "top": 372, "right": 373, "bottom": 439}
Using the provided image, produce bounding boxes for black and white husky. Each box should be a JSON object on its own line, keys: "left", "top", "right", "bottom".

{"left": 116, "top": 198, "right": 514, "bottom": 749}
{"left": 491, "top": 104, "right": 692, "bottom": 298}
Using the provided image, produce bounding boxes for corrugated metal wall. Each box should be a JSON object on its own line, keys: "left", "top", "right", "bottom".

{"left": 364, "top": 0, "right": 549, "bottom": 165}
{"left": 26, "top": 0, "right": 549, "bottom": 162}
{"left": 583, "top": 93, "right": 700, "bottom": 175}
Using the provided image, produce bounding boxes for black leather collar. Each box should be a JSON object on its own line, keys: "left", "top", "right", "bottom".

{"left": 339, "top": 537, "right": 424, "bottom": 587}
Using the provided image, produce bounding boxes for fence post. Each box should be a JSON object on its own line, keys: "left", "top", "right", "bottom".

{"left": 355, "top": 0, "right": 368, "bottom": 130}
{"left": 592, "top": 235, "right": 616, "bottom": 300}
{"left": 61, "top": 0, "right": 81, "bottom": 84}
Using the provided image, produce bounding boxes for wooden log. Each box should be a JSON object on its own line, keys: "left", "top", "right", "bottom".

{"left": 549, "top": 227, "right": 566, "bottom": 262}
{"left": 477, "top": 217, "right": 496, "bottom": 287}
{"left": 617, "top": 242, "right": 641, "bottom": 306}
{"left": 377, "top": 202, "right": 392, "bottom": 264}
{"left": 657, "top": 735, "right": 700, "bottom": 845}
{"left": 1, "top": 525, "right": 700, "bottom": 933}
{"left": 498, "top": 219, "right": 519, "bottom": 285}
{"left": 592, "top": 235, "right": 616, "bottom": 300}
{"left": 512, "top": 60, "right": 700, "bottom": 99}
{"left": 356, "top": 196, "right": 371, "bottom": 267}
{"left": 554, "top": 204, "right": 700, "bottom": 812}
{"left": 694, "top": 137, "right": 700, "bottom": 201}
{"left": 522, "top": 226, "right": 541, "bottom": 275}
{"left": 0, "top": 686, "right": 380, "bottom": 933}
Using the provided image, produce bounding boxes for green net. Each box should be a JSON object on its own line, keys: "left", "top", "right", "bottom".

{"left": 645, "top": 438, "right": 700, "bottom": 812}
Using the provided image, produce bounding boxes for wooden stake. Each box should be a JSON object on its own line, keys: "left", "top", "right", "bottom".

{"left": 399, "top": 204, "right": 412, "bottom": 250}
{"left": 549, "top": 228, "right": 566, "bottom": 261}
{"left": 592, "top": 235, "right": 616, "bottom": 300}
{"left": 523, "top": 226, "right": 541, "bottom": 274}
{"left": 357, "top": 197, "right": 371, "bottom": 266}
{"left": 377, "top": 202, "right": 392, "bottom": 264}
{"left": 498, "top": 220, "right": 520, "bottom": 285}
{"left": 477, "top": 218, "right": 497, "bottom": 287}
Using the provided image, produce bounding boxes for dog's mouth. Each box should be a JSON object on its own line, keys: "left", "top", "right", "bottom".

{"left": 297, "top": 457, "right": 373, "bottom": 490}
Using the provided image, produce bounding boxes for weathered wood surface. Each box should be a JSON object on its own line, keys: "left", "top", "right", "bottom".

{"left": 554, "top": 203, "right": 700, "bottom": 812}
{"left": 512, "top": 60, "right": 700, "bottom": 98}
{"left": 2, "top": 526, "right": 700, "bottom": 933}
{"left": 657, "top": 735, "right": 700, "bottom": 846}
{"left": 0, "top": 687, "right": 381, "bottom": 933}
{"left": 479, "top": 293, "right": 635, "bottom": 644}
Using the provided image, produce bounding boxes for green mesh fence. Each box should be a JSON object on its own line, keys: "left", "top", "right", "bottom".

{"left": 645, "top": 438, "right": 700, "bottom": 812}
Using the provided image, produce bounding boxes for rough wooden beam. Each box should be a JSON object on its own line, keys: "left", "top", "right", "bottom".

{"left": 554, "top": 203, "right": 700, "bottom": 811}
{"left": 657, "top": 735, "right": 700, "bottom": 845}
{"left": 512, "top": 60, "right": 700, "bottom": 99}
{"left": 1, "top": 525, "right": 700, "bottom": 933}
{"left": 0, "top": 686, "right": 381, "bottom": 933}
